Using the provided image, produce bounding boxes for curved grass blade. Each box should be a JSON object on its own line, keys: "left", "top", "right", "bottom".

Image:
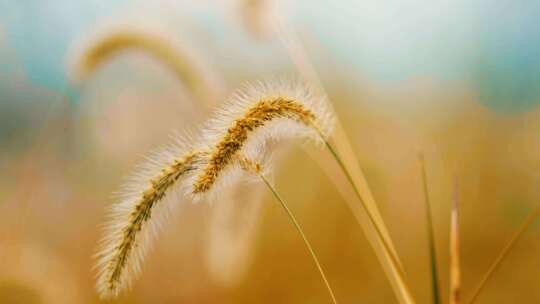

{"left": 450, "top": 175, "right": 461, "bottom": 304}
{"left": 467, "top": 205, "right": 540, "bottom": 303}
{"left": 260, "top": 174, "right": 338, "bottom": 304}
{"left": 419, "top": 153, "right": 441, "bottom": 304}
{"left": 271, "top": 15, "right": 414, "bottom": 304}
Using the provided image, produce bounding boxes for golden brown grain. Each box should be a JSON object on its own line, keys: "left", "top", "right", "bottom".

{"left": 99, "top": 152, "right": 198, "bottom": 296}
{"left": 193, "top": 97, "right": 318, "bottom": 194}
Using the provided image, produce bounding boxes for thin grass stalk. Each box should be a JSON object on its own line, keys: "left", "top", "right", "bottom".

{"left": 419, "top": 153, "right": 441, "bottom": 304}
{"left": 270, "top": 15, "right": 414, "bottom": 304}
{"left": 449, "top": 176, "right": 461, "bottom": 304}
{"left": 272, "top": 10, "right": 402, "bottom": 264}
{"left": 260, "top": 174, "right": 338, "bottom": 304}
{"left": 327, "top": 122, "right": 403, "bottom": 267}
{"left": 467, "top": 205, "right": 540, "bottom": 304}
{"left": 201, "top": 87, "right": 337, "bottom": 299}
{"left": 323, "top": 140, "right": 414, "bottom": 303}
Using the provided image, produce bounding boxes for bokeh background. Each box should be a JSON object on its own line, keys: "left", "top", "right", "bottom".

{"left": 1, "top": 0, "right": 540, "bottom": 303}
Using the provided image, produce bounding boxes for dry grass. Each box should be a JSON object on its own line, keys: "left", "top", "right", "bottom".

{"left": 27, "top": 3, "right": 537, "bottom": 303}
{"left": 193, "top": 97, "right": 322, "bottom": 194}
{"left": 69, "top": 28, "right": 223, "bottom": 106}
{"left": 272, "top": 15, "right": 414, "bottom": 303}
{"left": 189, "top": 80, "right": 334, "bottom": 200}
{"left": 239, "top": 156, "right": 338, "bottom": 304}
{"left": 95, "top": 139, "right": 201, "bottom": 298}
{"left": 419, "top": 153, "right": 441, "bottom": 304}
{"left": 467, "top": 205, "right": 540, "bottom": 303}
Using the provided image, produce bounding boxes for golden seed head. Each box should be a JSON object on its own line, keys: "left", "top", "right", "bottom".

{"left": 97, "top": 150, "right": 198, "bottom": 298}
{"left": 193, "top": 97, "right": 318, "bottom": 194}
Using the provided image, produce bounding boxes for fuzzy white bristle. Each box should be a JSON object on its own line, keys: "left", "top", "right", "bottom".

{"left": 188, "top": 78, "right": 335, "bottom": 202}
{"left": 95, "top": 132, "right": 198, "bottom": 299}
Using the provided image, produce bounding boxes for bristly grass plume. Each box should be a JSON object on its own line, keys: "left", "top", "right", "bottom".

{"left": 189, "top": 79, "right": 338, "bottom": 302}
{"left": 190, "top": 79, "right": 334, "bottom": 200}
{"left": 95, "top": 79, "right": 334, "bottom": 299}
{"left": 95, "top": 134, "right": 202, "bottom": 299}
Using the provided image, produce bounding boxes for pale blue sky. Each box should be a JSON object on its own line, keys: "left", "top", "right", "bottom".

{"left": 1, "top": 0, "right": 539, "bottom": 112}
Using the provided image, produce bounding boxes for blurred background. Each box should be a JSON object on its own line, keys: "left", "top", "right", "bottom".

{"left": 1, "top": 0, "right": 540, "bottom": 303}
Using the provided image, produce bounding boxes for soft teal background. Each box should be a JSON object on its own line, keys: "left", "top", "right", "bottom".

{"left": 0, "top": 0, "right": 539, "bottom": 112}
{"left": 0, "top": 1, "right": 128, "bottom": 90}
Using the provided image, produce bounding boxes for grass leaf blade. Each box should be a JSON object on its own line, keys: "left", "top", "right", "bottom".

{"left": 271, "top": 16, "right": 413, "bottom": 303}
{"left": 260, "top": 174, "right": 338, "bottom": 304}
{"left": 419, "top": 153, "right": 441, "bottom": 304}
{"left": 467, "top": 206, "right": 540, "bottom": 303}
{"left": 450, "top": 175, "right": 461, "bottom": 304}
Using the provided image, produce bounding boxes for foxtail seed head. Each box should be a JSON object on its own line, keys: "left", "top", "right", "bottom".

{"left": 95, "top": 135, "right": 200, "bottom": 299}
{"left": 190, "top": 79, "right": 334, "bottom": 200}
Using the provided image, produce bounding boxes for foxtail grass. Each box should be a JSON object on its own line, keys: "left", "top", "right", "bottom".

{"left": 69, "top": 29, "right": 223, "bottom": 106}
{"left": 95, "top": 79, "right": 333, "bottom": 298}
{"left": 190, "top": 79, "right": 334, "bottom": 201}
{"left": 96, "top": 78, "right": 409, "bottom": 301}
{"left": 192, "top": 95, "right": 319, "bottom": 193}
{"left": 95, "top": 136, "right": 201, "bottom": 299}
{"left": 187, "top": 80, "right": 337, "bottom": 301}
{"left": 239, "top": 157, "right": 338, "bottom": 304}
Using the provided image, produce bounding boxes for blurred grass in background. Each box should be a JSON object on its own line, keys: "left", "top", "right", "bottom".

{"left": 1, "top": 0, "right": 540, "bottom": 303}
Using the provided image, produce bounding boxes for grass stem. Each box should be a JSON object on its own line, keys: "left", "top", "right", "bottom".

{"left": 272, "top": 13, "right": 414, "bottom": 302}
{"left": 468, "top": 205, "right": 540, "bottom": 304}
{"left": 260, "top": 174, "right": 338, "bottom": 304}
{"left": 323, "top": 139, "right": 414, "bottom": 302}
{"left": 419, "top": 154, "right": 441, "bottom": 304}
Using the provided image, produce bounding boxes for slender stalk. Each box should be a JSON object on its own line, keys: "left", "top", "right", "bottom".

{"left": 449, "top": 176, "right": 461, "bottom": 304}
{"left": 271, "top": 14, "right": 414, "bottom": 303}
{"left": 323, "top": 139, "right": 414, "bottom": 298}
{"left": 468, "top": 205, "right": 540, "bottom": 304}
{"left": 419, "top": 154, "right": 441, "bottom": 304}
{"left": 269, "top": 7, "right": 415, "bottom": 301}
{"left": 260, "top": 174, "right": 338, "bottom": 304}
